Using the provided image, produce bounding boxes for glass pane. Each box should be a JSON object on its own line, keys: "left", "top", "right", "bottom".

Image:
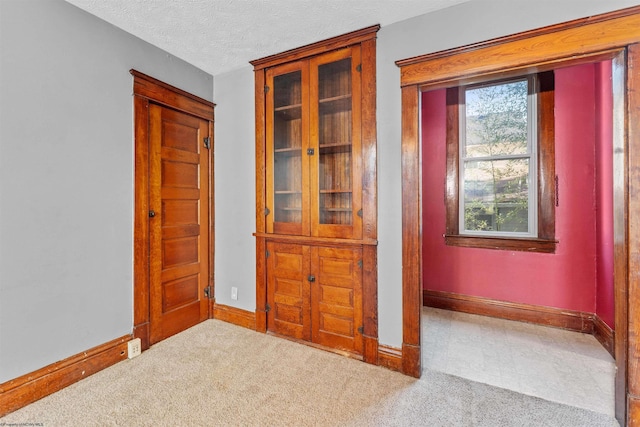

{"left": 464, "top": 80, "right": 528, "bottom": 158}
{"left": 273, "top": 71, "right": 302, "bottom": 224}
{"left": 318, "top": 58, "right": 351, "bottom": 100}
{"left": 318, "top": 58, "right": 352, "bottom": 225}
{"left": 463, "top": 158, "right": 529, "bottom": 233}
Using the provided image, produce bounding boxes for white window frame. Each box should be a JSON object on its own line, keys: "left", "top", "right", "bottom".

{"left": 458, "top": 75, "right": 538, "bottom": 238}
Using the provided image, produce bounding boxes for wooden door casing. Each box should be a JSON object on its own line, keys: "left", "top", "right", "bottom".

{"left": 130, "top": 70, "right": 215, "bottom": 350}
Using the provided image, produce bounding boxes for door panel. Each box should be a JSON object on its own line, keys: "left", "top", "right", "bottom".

{"left": 266, "top": 242, "right": 311, "bottom": 341}
{"left": 311, "top": 246, "right": 362, "bottom": 353}
{"left": 149, "top": 104, "right": 209, "bottom": 344}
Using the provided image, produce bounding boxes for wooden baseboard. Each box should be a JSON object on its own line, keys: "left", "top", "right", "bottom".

{"left": 212, "top": 303, "right": 256, "bottom": 330}
{"left": 423, "top": 289, "right": 593, "bottom": 333}
{"left": 423, "top": 290, "right": 617, "bottom": 358}
{"left": 377, "top": 344, "right": 403, "bottom": 372}
{"left": 0, "top": 335, "right": 131, "bottom": 417}
{"left": 593, "top": 314, "right": 615, "bottom": 358}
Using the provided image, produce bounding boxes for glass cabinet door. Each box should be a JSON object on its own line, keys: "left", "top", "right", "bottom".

{"left": 266, "top": 63, "right": 309, "bottom": 235}
{"left": 310, "top": 48, "right": 362, "bottom": 239}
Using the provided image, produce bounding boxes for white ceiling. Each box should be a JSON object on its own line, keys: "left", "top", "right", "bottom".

{"left": 64, "top": 0, "right": 470, "bottom": 76}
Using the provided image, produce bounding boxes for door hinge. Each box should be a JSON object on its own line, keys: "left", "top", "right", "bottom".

{"left": 265, "top": 303, "right": 271, "bottom": 312}
{"left": 204, "top": 137, "right": 211, "bottom": 150}
{"left": 264, "top": 85, "right": 270, "bottom": 93}
{"left": 264, "top": 207, "right": 271, "bottom": 216}
{"left": 356, "top": 64, "right": 362, "bottom": 72}
{"left": 357, "top": 259, "right": 363, "bottom": 269}
{"left": 358, "top": 326, "right": 364, "bottom": 334}
{"left": 357, "top": 209, "right": 363, "bottom": 218}
{"left": 204, "top": 286, "right": 213, "bottom": 299}
{"left": 266, "top": 249, "right": 270, "bottom": 258}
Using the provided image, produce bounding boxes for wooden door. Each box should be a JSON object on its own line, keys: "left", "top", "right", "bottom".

{"left": 266, "top": 241, "right": 311, "bottom": 341}
{"left": 149, "top": 104, "right": 210, "bottom": 344}
{"left": 311, "top": 246, "right": 363, "bottom": 353}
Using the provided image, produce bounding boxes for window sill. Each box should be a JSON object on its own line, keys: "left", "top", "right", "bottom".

{"left": 444, "top": 234, "right": 557, "bottom": 253}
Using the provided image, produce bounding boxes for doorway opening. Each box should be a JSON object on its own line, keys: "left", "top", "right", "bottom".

{"left": 397, "top": 9, "right": 640, "bottom": 425}
{"left": 419, "top": 59, "right": 617, "bottom": 415}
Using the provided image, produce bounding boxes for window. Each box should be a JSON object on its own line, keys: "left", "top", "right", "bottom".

{"left": 445, "top": 72, "right": 557, "bottom": 253}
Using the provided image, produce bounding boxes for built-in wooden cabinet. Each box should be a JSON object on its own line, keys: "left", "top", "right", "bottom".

{"left": 252, "top": 25, "right": 379, "bottom": 361}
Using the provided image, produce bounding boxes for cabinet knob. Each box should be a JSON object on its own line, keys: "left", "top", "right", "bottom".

{"left": 308, "top": 275, "right": 315, "bottom": 283}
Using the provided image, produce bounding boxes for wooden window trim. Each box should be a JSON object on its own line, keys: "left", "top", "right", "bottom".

{"left": 444, "top": 71, "right": 556, "bottom": 252}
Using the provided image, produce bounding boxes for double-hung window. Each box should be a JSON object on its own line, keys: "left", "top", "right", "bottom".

{"left": 445, "top": 72, "right": 557, "bottom": 252}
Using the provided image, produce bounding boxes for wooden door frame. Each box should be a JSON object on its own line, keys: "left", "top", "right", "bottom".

{"left": 396, "top": 7, "right": 640, "bottom": 426}
{"left": 131, "top": 70, "right": 215, "bottom": 350}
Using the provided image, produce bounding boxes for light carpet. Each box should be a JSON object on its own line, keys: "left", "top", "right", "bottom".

{"left": 1, "top": 319, "right": 619, "bottom": 426}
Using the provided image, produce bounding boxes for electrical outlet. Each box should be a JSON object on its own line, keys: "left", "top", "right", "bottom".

{"left": 231, "top": 287, "right": 238, "bottom": 300}
{"left": 128, "top": 338, "right": 141, "bottom": 359}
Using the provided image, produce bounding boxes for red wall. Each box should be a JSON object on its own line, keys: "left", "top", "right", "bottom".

{"left": 421, "top": 63, "right": 613, "bottom": 315}
{"left": 595, "top": 61, "right": 615, "bottom": 327}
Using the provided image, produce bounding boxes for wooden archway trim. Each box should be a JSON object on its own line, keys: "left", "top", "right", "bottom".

{"left": 396, "top": 6, "right": 640, "bottom": 426}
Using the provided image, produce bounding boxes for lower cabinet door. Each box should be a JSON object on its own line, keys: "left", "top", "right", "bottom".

{"left": 266, "top": 242, "right": 311, "bottom": 341}
{"left": 266, "top": 241, "right": 363, "bottom": 355}
{"left": 310, "top": 246, "right": 363, "bottom": 354}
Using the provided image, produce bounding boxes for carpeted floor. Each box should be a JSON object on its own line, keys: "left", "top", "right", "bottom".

{"left": 1, "top": 319, "right": 619, "bottom": 426}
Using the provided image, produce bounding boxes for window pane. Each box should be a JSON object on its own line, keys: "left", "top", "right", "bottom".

{"left": 465, "top": 80, "right": 528, "bottom": 158}
{"left": 463, "top": 158, "right": 529, "bottom": 233}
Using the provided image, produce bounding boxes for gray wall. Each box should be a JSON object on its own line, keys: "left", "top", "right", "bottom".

{"left": 214, "top": 0, "right": 640, "bottom": 348}
{"left": 213, "top": 66, "right": 256, "bottom": 311}
{"left": 0, "top": 0, "right": 212, "bottom": 382}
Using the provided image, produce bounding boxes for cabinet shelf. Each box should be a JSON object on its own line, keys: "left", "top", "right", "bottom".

{"left": 275, "top": 190, "right": 302, "bottom": 194}
{"left": 275, "top": 104, "right": 302, "bottom": 120}
{"left": 319, "top": 95, "right": 351, "bottom": 114}
{"left": 280, "top": 207, "right": 302, "bottom": 211}
{"left": 319, "top": 142, "right": 352, "bottom": 154}
{"left": 320, "top": 189, "right": 352, "bottom": 194}
{"left": 274, "top": 147, "right": 302, "bottom": 156}
{"left": 321, "top": 208, "right": 352, "bottom": 212}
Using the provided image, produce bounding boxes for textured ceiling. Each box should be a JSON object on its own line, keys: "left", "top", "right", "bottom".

{"left": 64, "top": 0, "right": 470, "bottom": 76}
